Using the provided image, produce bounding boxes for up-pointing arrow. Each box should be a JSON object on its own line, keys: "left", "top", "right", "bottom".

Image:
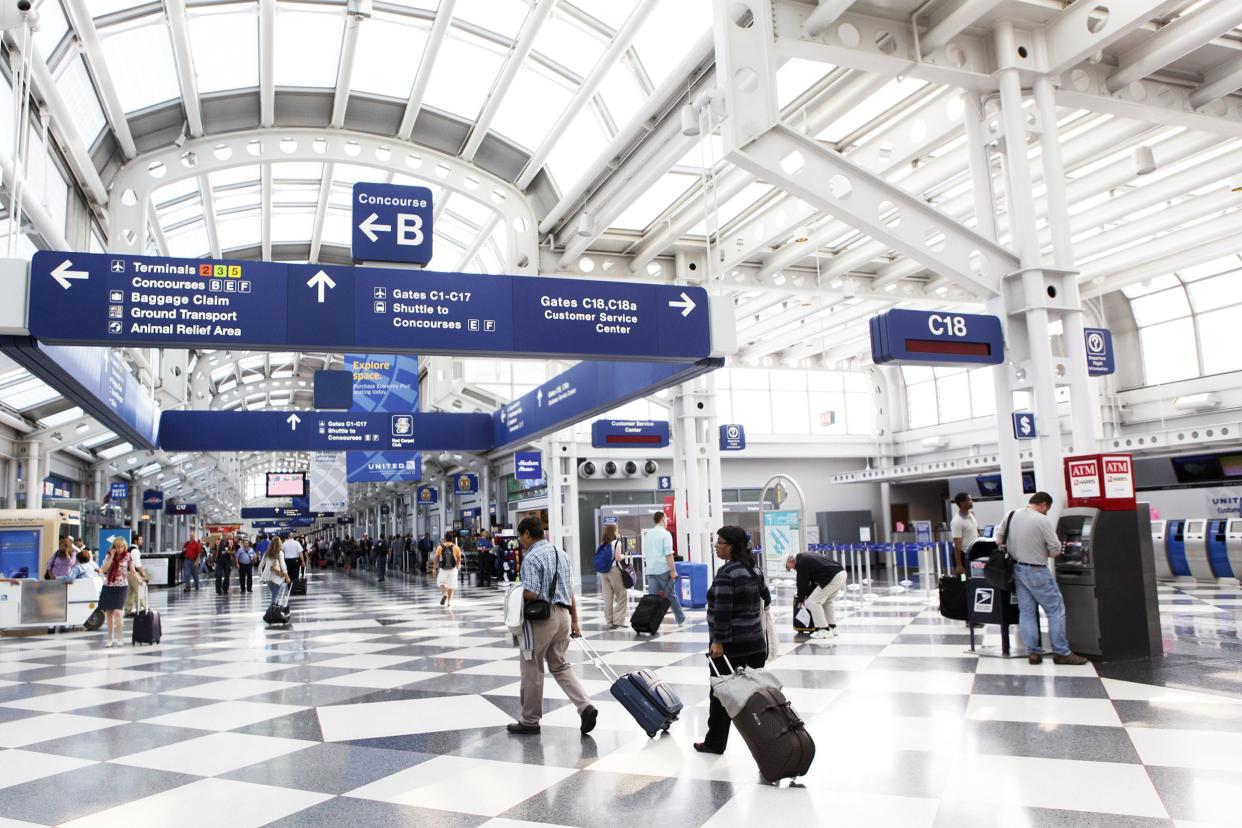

{"left": 536, "top": 389, "right": 543, "bottom": 407}
{"left": 51, "top": 259, "right": 89, "bottom": 289}
{"left": 306, "top": 270, "right": 336, "bottom": 303}
{"left": 668, "top": 291, "right": 696, "bottom": 317}
{"left": 286, "top": 413, "right": 301, "bottom": 431}
{"left": 358, "top": 212, "right": 392, "bottom": 243}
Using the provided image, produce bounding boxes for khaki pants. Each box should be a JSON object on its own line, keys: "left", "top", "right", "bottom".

{"left": 601, "top": 567, "right": 628, "bottom": 627}
{"left": 806, "top": 571, "right": 848, "bottom": 628}
{"left": 124, "top": 569, "right": 146, "bottom": 612}
{"left": 519, "top": 606, "right": 591, "bottom": 726}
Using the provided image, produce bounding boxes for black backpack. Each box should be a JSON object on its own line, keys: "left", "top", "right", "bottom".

{"left": 439, "top": 545, "right": 456, "bottom": 568}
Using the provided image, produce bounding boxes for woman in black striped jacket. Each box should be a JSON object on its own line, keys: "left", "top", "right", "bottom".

{"left": 695, "top": 525, "right": 772, "bottom": 754}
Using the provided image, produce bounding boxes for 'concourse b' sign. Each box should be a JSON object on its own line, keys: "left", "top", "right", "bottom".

{"left": 351, "top": 183, "right": 433, "bottom": 265}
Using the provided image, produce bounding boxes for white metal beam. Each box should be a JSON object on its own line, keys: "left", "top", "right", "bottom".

{"left": 199, "top": 175, "right": 221, "bottom": 260}
{"left": 1043, "top": 0, "right": 1187, "bottom": 75}
{"left": 461, "top": 0, "right": 558, "bottom": 163}
{"left": 453, "top": 212, "right": 501, "bottom": 271}
{"left": 261, "top": 164, "right": 272, "bottom": 262}
{"left": 259, "top": 0, "right": 276, "bottom": 128}
{"left": 164, "top": 0, "right": 205, "bottom": 138}
{"left": 330, "top": 9, "right": 365, "bottom": 129}
{"left": 515, "top": 0, "right": 658, "bottom": 189}
{"left": 398, "top": 0, "right": 455, "bottom": 140}
{"left": 309, "top": 162, "right": 333, "bottom": 264}
{"left": 1190, "top": 52, "right": 1242, "bottom": 108}
{"left": 919, "top": 0, "right": 1005, "bottom": 55}
{"left": 1106, "top": 1, "right": 1242, "bottom": 93}
{"left": 804, "top": 0, "right": 852, "bottom": 37}
{"left": 64, "top": 0, "right": 138, "bottom": 159}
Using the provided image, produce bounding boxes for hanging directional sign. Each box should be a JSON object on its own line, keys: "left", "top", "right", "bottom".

{"left": 351, "top": 182, "right": 433, "bottom": 265}
{"left": 417, "top": 485, "right": 438, "bottom": 504}
{"left": 1012, "top": 411, "right": 1036, "bottom": 441}
{"left": 1083, "top": 327, "right": 1115, "bottom": 376}
{"left": 167, "top": 502, "right": 198, "bottom": 515}
{"left": 142, "top": 489, "right": 164, "bottom": 510}
{"left": 719, "top": 423, "right": 746, "bottom": 451}
{"left": 453, "top": 473, "right": 479, "bottom": 494}
{"left": 514, "top": 451, "right": 543, "bottom": 480}
{"left": 158, "top": 410, "right": 492, "bottom": 452}
{"left": 109, "top": 482, "right": 129, "bottom": 502}
{"left": 870, "top": 309, "right": 1004, "bottom": 366}
{"left": 27, "top": 252, "right": 712, "bottom": 364}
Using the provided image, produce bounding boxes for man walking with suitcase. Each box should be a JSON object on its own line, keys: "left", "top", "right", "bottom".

{"left": 642, "top": 511, "right": 685, "bottom": 625}
{"left": 507, "top": 516, "right": 598, "bottom": 737}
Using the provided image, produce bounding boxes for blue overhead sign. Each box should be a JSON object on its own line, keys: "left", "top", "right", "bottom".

{"left": 515, "top": 451, "right": 543, "bottom": 480}
{"left": 453, "top": 474, "right": 479, "bottom": 495}
{"left": 347, "top": 452, "right": 422, "bottom": 483}
{"left": 870, "top": 309, "right": 1004, "bottom": 366}
{"left": 719, "top": 423, "right": 746, "bottom": 451}
{"left": 345, "top": 353, "right": 421, "bottom": 483}
{"left": 1012, "top": 411, "right": 1036, "bottom": 441}
{"left": 109, "top": 482, "right": 129, "bottom": 502}
{"left": 657, "top": 475, "right": 672, "bottom": 491}
{"left": 417, "top": 485, "right": 438, "bottom": 504}
{"left": 158, "top": 410, "right": 492, "bottom": 452}
{"left": 591, "top": 419, "right": 670, "bottom": 448}
{"left": 27, "top": 251, "right": 711, "bottom": 364}
{"left": 1084, "top": 328, "right": 1115, "bottom": 376}
{"left": 251, "top": 518, "right": 315, "bottom": 529}
{"left": 142, "top": 489, "right": 164, "bottom": 511}
{"left": 240, "top": 507, "right": 329, "bottom": 520}
{"left": 351, "top": 182, "right": 433, "bottom": 265}
{"left": 167, "top": 502, "right": 197, "bottom": 515}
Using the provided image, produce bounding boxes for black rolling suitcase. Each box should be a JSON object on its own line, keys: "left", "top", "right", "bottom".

{"left": 710, "top": 656, "right": 815, "bottom": 783}
{"left": 631, "top": 594, "right": 670, "bottom": 634}
{"left": 793, "top": 598, "right": 816, "bottom": 633}
{"left": 938, "top": 575, "right": 968, "bottom": 620}
{"left": 263, "top": 581, "right": 292, "bottom": 626}
{"left": 291, "top": 577, "right": 307, "bottom": 596}
{"left": 577, "top": 637, "right": 683, "bottom": 737}
{"left": 131, "top": 585, "right": 161, "bottom": 645}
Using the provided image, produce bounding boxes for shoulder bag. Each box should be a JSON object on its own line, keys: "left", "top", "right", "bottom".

{"left": 523, "top": 547, "right": 560, "bottom": 621}
{"left": 984, "top": 510, "right": 1017, "bottom": 591}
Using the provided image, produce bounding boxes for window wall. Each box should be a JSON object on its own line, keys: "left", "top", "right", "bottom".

{"left": 902, "top": 365, "right": 996, "bottom": 429}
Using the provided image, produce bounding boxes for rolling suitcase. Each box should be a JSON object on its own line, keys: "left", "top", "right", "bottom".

{"left": 263, "top": 581, "right": 292, "bottom": 626}
{"left": 938, "top": 575, "right": 968, "bottom": 621}
{"left": 709, "top": 656, "right": 814, "bottom": 783}
{"left": 630, "top": 594, "right": 670, "bottom": 635}
{"left": 131, "top": 584, "right": 161, "bottom": 645}
{"left": 793, "top": 598, "right": 816, "bottom": 633}
{"left": 291, "top": 577, "right": 307, "bottom": 596}
{"left": 577, "top": 637, "right": 682, "bottom": 737}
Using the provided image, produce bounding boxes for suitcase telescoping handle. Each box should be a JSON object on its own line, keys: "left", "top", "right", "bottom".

{"left": 706, "top": 652, "right": 735, "bottom": 677}
{"left": 573, "top": 636, "right": 620, "bottom": 683}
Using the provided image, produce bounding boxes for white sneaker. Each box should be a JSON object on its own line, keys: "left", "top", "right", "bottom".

{"left": 103, "top": 639, "right": 113, "bottom": 649}
{"left": 114, "top": 638, "right": 124, "bottom": 648}
{"left": 810, "top": 630, "right": 833, "bottom": 640}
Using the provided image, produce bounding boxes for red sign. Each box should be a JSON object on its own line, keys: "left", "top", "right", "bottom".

{"left": 1064, "top": 454, "right": 1135, "bottom": 511}
{"left": 662, "top": 495, "right": 677, "bottom": 554}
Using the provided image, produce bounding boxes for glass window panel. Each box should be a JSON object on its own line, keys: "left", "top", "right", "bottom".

{"left": 568, "top": 0, "right": 640, "bottom": 29}
{"left": 777, "top": 58, "right": 835, "bottom": 107}
{"left": 274, "top": 7, "right": 342, "bottom": 88}
{"left": 687, "top": 183, "right": 774, "bottom": 235}
{"left": 160, "top": 197, "right": 204, "bottom": 229}
{"left": 447, "top": 195, "right": 492, "bottom": 226}
{"left": 730, "top": 369, "right": 769, "bottom": 390}
{"left": 1121, "top": 273, "right": 1180, "bottom": 298}
{"left": 33, "top": 0, "right": 69, "bottom": 59}
{"left": 422, "top": 32, "right": 504, "bottom": 118}
{"left": 968, "top": 367, "right": 996, "bottom": 418}
{"left": 808, "top": 391, "right": 846, "bottom": 434}
{"left": 39, "top": 406, "right": 84, "bottom": 428}
{"left": 611, "top": 172, "right": 694, "bottom": 231}
{"left": 843, "top": 372, "right": 871, "bottom": 393}
{"left": 901, "top": 366, "right": 934, "bottom": 384}
{"left": 1188, "top": 272, "right": 1242, "bottom": 312}
{"left": 599, "top": 62, "right": 643, "bottom": 127}
{"left": 154, "top": 177, "right": 201, "bottom": 205}
{"left": 770, "top": 371, "right": 806, "bottom": 391}
{"left": 1179, "top": 255, "right": 1242, "bottom": 282}
{"left": 211, "top": 165, "right": 260, "bottom": 188}
{"left": 1140, "top": 317, "right": 1199, "bottom": 384}
{"left": 906, "top": 381, "right": 937, "bottom": 428}
{"left": 55, "top": 56, "right": 106, "bottom": 148}
{"left": 1130, "top": 288, "right": 1190, "bottom": 326}
{"left": 216, "top": 213, "right": 260, "bottom": 252}
{"left": 533, "top": 13, "right": 606, "bottom": 77}
{"left": 189, "top": 9, "right": 258, "bottom": 93}
{"left": 545, "top": 107, "right": 609, "bottom": 194}
{"left": 454, "top": 0, "right": 529, "bottom": 37}
{"left": 166, "top": 226, "right": 209, "bottom": 258}
{"left": 491, "top": 66, "right": 574, "bottom": 152}
{"left": 100, "top": 21, "right": 181, "bottom": 112}
{"left": 807, "top": 371, "right": 843, "bottom": 392}
{"left": 771, "top": 390, "right": 809, "bottom": 433}
{"left": 90, "top": 1, "right": 145, "bottom": 18}
{"left": 352, "top": 15, "right": 427, "bottom": 99}
{"left": 330, "top": 164, "right": 381, "bottom": 186}
{"left": 1197, "top": 307, "right": 1242, "bottom": 376}
{"left": 816, "top": 77, "right": 927, "bottom": 143}
{"left": 936, "top": 371, "right": 972, "bottom": 423}
{"left": 732, "top": 391, "right": 772, "bottom": 434}
{"left": 271, "top": 161, "right": 324, "bottom": 181}
{"left": 845, "top": 393, "right": 873, "bottom": 435}
{"left": 630, "top": 0, "right": 711, "bottom": 88}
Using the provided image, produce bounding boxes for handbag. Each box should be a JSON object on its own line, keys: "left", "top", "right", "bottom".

{"left": 760, "top": 603, "right": 780, "bottom": 658}
{"left": 707, "top": 654, "right": 785, "bottom": 719}
{"left": 523, "top": 546, "right": 559, "bottom": 621}
{"left": 984, "top": 511, "right": 1017, "bottom": 591}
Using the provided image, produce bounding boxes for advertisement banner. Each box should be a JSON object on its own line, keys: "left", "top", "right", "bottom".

{"left": 345, "top": 352, "right": 421, "bottom": 483}
{"left": 1207, "top": 488, "right": 1242, "bottom": 518}
{"left": 417, "top": 485, "right": 438, "bottom": 504}
{"left": 310, "top": 452, "right": 349, "bottom": 513}
{"left": 761, "top": 511, "right": 799, "bottom": 578}
{"left": 453, "top": 473, "right": 479, "bottom": 495}
{"left": 515, "top": 451, "right": 542, "bottom": 480}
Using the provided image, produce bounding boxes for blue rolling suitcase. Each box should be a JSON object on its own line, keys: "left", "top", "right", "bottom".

{"left": 577, "top": 637, "right": 682, "bottom": 737}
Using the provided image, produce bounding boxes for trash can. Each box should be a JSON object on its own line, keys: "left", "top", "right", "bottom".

{"left": 675, "top": 561, "right": 709, "bottom": 608}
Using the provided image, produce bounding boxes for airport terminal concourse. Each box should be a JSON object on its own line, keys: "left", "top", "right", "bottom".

{"left": 1, "top": 1, "right": 1242, "bottom": 825}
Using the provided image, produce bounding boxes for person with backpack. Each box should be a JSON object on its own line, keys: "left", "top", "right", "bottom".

{"left": 433, "top": 532, "right": 462, "bottom": 607}
{"left": 595, "top": 523, "right": 630, "bottom": 629}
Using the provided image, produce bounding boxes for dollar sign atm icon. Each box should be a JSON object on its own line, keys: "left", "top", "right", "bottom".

{"left": 1012, "top": 411, "right": 1036, "bottom": 440}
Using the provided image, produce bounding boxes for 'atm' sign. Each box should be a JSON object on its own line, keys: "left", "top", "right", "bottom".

{"left": 1064, "top": 453, "right": 1136, "bottom": 511}
{"left": 1067, "top": 460, "right": 1101, "bottom": 499}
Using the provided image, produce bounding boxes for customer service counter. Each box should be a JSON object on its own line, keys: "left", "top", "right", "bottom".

{"left": 142, "top": 552, "right": 182, "bottom": 588}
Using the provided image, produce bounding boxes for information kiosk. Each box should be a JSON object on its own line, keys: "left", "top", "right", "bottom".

{"left": 1181, "top": 519, "right": 1216, "bottom": 580}
{"left": 1150, "top": 518, "right": 1172, "bottom": 579}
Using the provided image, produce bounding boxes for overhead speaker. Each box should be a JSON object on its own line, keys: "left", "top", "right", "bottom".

{"left": 577, "top": 461, "right": 598, "bottom": 479}
{"left": 603, "top": 461, "right": 618, "bottom": 476}
{"left": 643, "top": 460, "right": 659, "bottom": 476}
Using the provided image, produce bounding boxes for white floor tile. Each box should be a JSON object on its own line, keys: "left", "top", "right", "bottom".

{"left": 940, "top": 753, "right": 1167, "bottom": 818}
{"left": 61, "top": 777, "right": 331, "bottom": 828}
{"left": 305, "top": 642, "right": 405, "bottom": 655}
{"left": 879, "top": 644, "right": 979, "bottom": 659}
{"left": 595, "top": 650, "right": 695, "bottom": 668}
{"left": 314, "top": 669, "right": 443, "bottom": 689}
{"left": 141, "top": 700, "right": 305, "bottom": 732}
{"left": 177, "top": 661, "right": 298, "bottom": 678}
{"left": 436, "top": 647, "right": 523, "bottom": 661}
{"left": 767, "top": 653, "right": 877, "bottom": 672}
{"left": 844, "top": 669, "right": 975, "bottom": 695}
{"left": 586, "top": 731, "right": 762, "bottom": 782}
{"left": 972, "top": 657, "right": 1098, "bottom": 678}
{"left": 455, "top": 660, "right": 524, "bottom": 677}
{"left": 0, "top": 662, "right": 52, "bottom": 676}
{"left": 111, "top": 730, "right": 316, "bottom": 776}
{"left": 0, "top": 713, "right": 126, "bottom": 748}
{"left": 826, "top": 632, "right": 901, "bottom": 645}
{"left": 481, "top": 820, "right": 585, "bottom": 828}
{"left": 0, "top": 687, "right": 147, "bottom": 713}
{"left": 1128, "top": 727, "right": 1242, "bottom": 772}
{"left": 1102, "top": 679, "right": 1242, "bottom": 705}
{"left": 700, "top": 784, "right": 939, "bottom": 828}
{"left": 34, "top": 667, "right": 162, "bottom": 688}
{"left": 483, "top": 678, "right": 614, "bottom": 701}
{"left": 306, "top": 632, "right": 391, "bottom": 644}
{"left": 965, "top": 694, "right": 1121, "bottom": 727}
{"left": 0, "top": 748, "right": 96, "bottom": 789}
{"left": 309, "top": 653, "right": 422, "bottom": 670}
{"left": 538, "top": 699, "right": 637, "bottom": 733}
{"left": 345, "top": 754, "right": 576, "bottom": 816}
{"left": 317, "top": 694, "right": 513, "bottom": 742}
{"left": 161, "top": 677, "right": 301, "bottom": 700}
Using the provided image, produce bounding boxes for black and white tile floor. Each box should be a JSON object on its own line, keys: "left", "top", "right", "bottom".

{"left": 0, "top": 569, "right": 1240, "bottom": 827}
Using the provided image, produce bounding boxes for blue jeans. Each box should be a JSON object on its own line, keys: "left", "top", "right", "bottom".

{"left": 182, "top": 558, "right": 199, "bottom": 589}
{"left": 1013, "top": 563, "right": 1069, "bottom": 656}
{"left": 646, "top": 572, "right": 685, "bottom": 623}
{"left": 267, "top": 580, "right": 283, "bottom": 607}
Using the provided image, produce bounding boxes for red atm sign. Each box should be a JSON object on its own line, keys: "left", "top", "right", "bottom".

{"left": 870, "top": 309, "right": 1004, "bottom": 366}
{"left": 1064, "top": 453, "right": 1136, "bottom": 511}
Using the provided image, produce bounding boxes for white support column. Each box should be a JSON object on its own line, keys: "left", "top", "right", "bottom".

{"left": 21, "top": 442, "right": 41, "bottom": 509}
{"left": 670, "top": 375, "right": 724, "bottom": 568}
{"left": 545, "top": 436, "right": 580, "bottom": 590}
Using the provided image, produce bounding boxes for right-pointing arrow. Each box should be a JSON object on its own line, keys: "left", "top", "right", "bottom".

{"left": 51, "top": 259, "right": 89, "bottom": 290}
{"left": 668, "top": 291, "right": 696, "bottom": 317}
{"left": 306, "top": 270, "right": 336, "bottom": 303}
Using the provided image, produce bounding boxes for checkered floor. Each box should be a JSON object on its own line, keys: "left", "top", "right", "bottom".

{"left": 0, "top": 568, "right": 1240, "bottom": 827}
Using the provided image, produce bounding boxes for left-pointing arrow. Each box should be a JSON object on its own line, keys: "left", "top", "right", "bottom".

{"left": 51, "top": 259, "right": 88, "bottom": 289}
{"left": 287, "top": 413, "right": 301, "bottom": 430}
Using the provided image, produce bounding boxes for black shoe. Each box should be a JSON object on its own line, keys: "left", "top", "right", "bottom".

{"left": 580, "top": 705, "right": 598, "bottom": 735}
{"left": 440, "top": 596, "right": 447, "bottom": 606}
{"left": 1053, "top": 652, "right": 1089, "bottom": 666}
{"left": 693, "top": 742, "right": 724, "bottom": 755}
{"left": 1028, "top": 653, "right": 1043, "bottom": 665}
{"left": 507, "top": 722, "right": 541, "bottom": 735}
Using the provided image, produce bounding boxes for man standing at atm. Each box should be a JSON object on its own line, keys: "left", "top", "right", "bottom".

{"left": 995, "top": 492, "right": 1088, "bottom": 666}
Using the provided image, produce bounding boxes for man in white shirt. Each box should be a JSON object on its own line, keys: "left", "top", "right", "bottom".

{"left": 641, "top": 511, "right": 685, "bottom": 624}
{"left": 124, "top": 534, "right": 149, "bottom": 615}
{"left": 282, "top": 534, "right": 306, "bottom": 583}
{"left": 950, "top": 492, "right": 980, "bottom": 577}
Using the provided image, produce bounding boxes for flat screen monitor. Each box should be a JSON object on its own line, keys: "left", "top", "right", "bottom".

{"left": 1219, "top": 453, "right": 1242, "bottom": 478}
{"left": 266, "top": 472, "right": 307, "bottom": 498}
{"left": 1186, "top": 520, "right": 1205, "bottom": 534}
{"left": 1170, "top": 455, "right": 1223, "bottom": 484}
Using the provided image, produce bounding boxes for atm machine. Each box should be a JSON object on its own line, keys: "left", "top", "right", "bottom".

{"left": 1165, "top": 519, "right": 1191, "bottom": 578}
{"left": 1055, "top": 505, "right": 1161, "bottom": 660}
{"left": 1225, "top": 520, "right": 1242, "bottom": 584}
{"left": 1205, "top": 519, "right": 1235, "bottom": 583}
{"left": 1150, "top": 519, "right": 1172, "bottom": 579}
{"left": 1181, "top": 519, "right": 1216, "bottom": 580}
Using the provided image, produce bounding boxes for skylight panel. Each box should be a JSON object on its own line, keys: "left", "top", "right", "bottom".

{"left": 598, "top": 62, "right": 643, "bottom": 126}
{"left": 567, "top": 0, "right": 640, "bottom": 29}
{"left": 610, "top": 171, "right": 695, "bottom": 232}
{"left": 777, "top": 58, "right": 836, "bottom": 108}
{"left": 271, "top": 211, "right": 314, "bottom": 243}
{"left": 165, "top": 226, "right": 210, "bottom": 258}
{"left": 135, "top": 462, "right": 160, "bottom": 476}
{"left": 544, "top": 107, "right": 608, "bottom": 194}
{"left": 272, "top": 161, "right": 325, "bottom": 182}
{"left": 353, "top": 15, "right": 428, "bottom": 99}
{"left": 274, "top": 6, "right": 343, "bottom": 88}
{"left": 82, "top": 432, "right": 119, "bottom": 449}
{"left": 38, "top": 406, "right": 84, "bottom": 428}
{"left": 33, "top": 0, "right": 69, "bottom": 64}
{"left": 630, "top": 0, "right": 711, "bottom": 88}
{"left": 421, "top": 31, "right": 504, "bottom": 119}
{"left": 154, "top": 177, "right": 201, "bottom": 206}
{"left": 322, "top": 213, "right": 351, "bottom": 245}
{"left": 1188, "top": 271, "right": 1242, "bottom": 310}
{"left": 532, "top": 13, "right": 606, "bottom": 78}
{"left": 56, "top": 55, "right": 107, "bottom": 147}
{"left": 3, "top": 377, "right": 61, "bottom": 409}
{"left": 816, "top": 77, "right": 928, "bottom": 143}
{"left": 1178, "top": 254, "right": 1242, "bottom": 282}
{"left": 211, "top": 166, "right": 260, "bottom": 189}
{"left": 159, "top": 196, "right": 204, "bottom": 229}
{"left": 454, "top": 0, "right": 530, "bottom": 38}
{"left": 490, "top": 65, "right": 574, "bottom": 152}
{"left": 189, "top": 7, "right": 259, "bottom": 94}
{"left": 217, "top": 213, "right": 261, "bottom": 252}
{"left": 98, "top": 442, "right": 134, "bottom": 460}
{"left": 99, "top": 20, "right": 181, "bottom": 112}
{"left": 91, "top": 1, "right": 147, "bottom": 18}
{"left": 687, "top": 182, "right": 774, "bottom": 236}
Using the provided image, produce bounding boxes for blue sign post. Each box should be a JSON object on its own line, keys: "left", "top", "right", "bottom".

{"left": 1012, "top": 411, "right": 1036, "bottom": 440}
{"left": 870, "top": 309, "right": 1004, "bottom": 366}
{"left": 1084, "top": 328, "right": 1115, "bottom": 376}
{"left": 719, "top": 423, "right": 746, "bottom": 451}
{"left": 515, "top": 451, "right": 543, "bottom": 480}
{"left": 351, "top": 183, "right": 433, "bottom": 265}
